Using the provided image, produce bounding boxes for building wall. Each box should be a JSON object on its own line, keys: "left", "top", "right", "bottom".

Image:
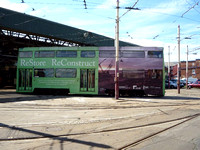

{"left": 181, "top": 59, "right": 200, "bottom": 79}
{"left": 171, "top": 59, "right": 200, "bottom": 79}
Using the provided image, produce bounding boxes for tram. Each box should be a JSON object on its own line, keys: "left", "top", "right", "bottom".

{"left": 16, "top": 46, "right": 165, "bottom": 96}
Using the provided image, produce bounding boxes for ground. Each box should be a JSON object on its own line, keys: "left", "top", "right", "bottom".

{"left": 0, "top": 88, "right": 200, "bottom": 150}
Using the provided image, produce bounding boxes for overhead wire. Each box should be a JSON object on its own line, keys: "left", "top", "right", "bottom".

{"left": 189, "top": 46, "right": 200, "bottom": 52}
{"left": 186, "top": 0, "right": 200, "bottom": 15}
{"left": 145, "top": 1, "right": 200, "bottom": 40}
{"left": 173, "top": 0, "right": 200, "bottom": 23}
{"left": 119, "top": 0, "right": 140, "bottom": 19}
{"left": 22, "top": 0, "right": 100, "bottom": 7}
{"left": 12, "top": 0, "right": 200, "bottom": 45}
{"left": 181, "top": 1, "right": 199, "bottom": 17}
{"left": 119, "top": 0, "right": 200, "bottom": 42}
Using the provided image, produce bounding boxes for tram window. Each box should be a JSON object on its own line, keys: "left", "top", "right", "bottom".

{"left": 35, "top": 51, "right": 55, "bottom": 58}
{"left": 147, "top": 70, "right": 162, "bottom": 79}
{"left": 56, "top": 68, "right": 77, "bottom": 78}
{"left": 122, "top": 51, "right": 145, "bottom": 58}
{"left": 81, "top": 51, "right": 95, "bottom": 58}
{"left": 148, "top": 51, "right": 163, "bottom": 58}
{"left": 99, "top": 50, "right": 115, "bottom": 58}
{"left": 19, "top": 51, "right": 32, "bottom": 58}
{"left": 56, "top": 51, "right": 77, "bottom": 58}
{"left": 123, "top": 70, "right": 145, "bottom": 79}
{"left": 34, "top": 69, "right": 54, "bottom": 77}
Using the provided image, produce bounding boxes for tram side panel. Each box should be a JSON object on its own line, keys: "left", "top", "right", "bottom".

{"left": 98, "top": 47, "right": 164, "bottom": 96}
{"left": 17, "top": 47, "right": 99, "bottom": 95}
{"left": 98, "top": 57, "right": 115, "bottom": 95}
{"left": 98, "top": 57, "right": 148, "bottom": 96}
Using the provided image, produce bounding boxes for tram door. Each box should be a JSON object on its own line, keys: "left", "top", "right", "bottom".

{"left": 80, "top": 69, "right": 95, "bottom": 92}
{"left": 18, "top": 69, "right": 32, "bottom": 91}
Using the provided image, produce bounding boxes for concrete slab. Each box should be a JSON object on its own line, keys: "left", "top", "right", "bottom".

{"left": 0, "top": 89, "right": 200, "bottom": 150}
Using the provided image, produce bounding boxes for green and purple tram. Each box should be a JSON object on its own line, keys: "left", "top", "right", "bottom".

{"left": 16, "top": 46, "right": 165, "bottom": 96}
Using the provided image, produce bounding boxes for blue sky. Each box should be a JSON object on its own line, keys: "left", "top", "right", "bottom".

{"left": 1, "top": 0, "right": 200, "bottom": 62}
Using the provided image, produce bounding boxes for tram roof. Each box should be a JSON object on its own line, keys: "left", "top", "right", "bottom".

{"left": 0, "top": 7, "right": 138, "bottom": 47}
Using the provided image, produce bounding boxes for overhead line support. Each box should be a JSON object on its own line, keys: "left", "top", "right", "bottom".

{"left": 115, "top": 0, "right": 119, "bottom": 99}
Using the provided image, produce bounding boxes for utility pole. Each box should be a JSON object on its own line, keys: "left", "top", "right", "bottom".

{"left": 115, "top": 0, "right": 119, "bottom": 99}
{"left": 177, "top": 25, "right": 181, "bottom": 94}
{"left": 186, "top": 45, "right": 188, "bottom": 89}
{"left": 168, "top": 46, "right": 170, "bottom": 89}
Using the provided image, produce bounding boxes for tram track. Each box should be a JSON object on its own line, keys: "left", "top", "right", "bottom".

{"left": 1, "top": 90, "right": 200, "bottom": 149}
{"left": 0, "top": 113, "right": 199, "bottom": 142}
{"left": 118, "top": 113, "right": 200, "bottom": 150}
{"left": 1, "top": 101, "right": 200, "bottom": 111}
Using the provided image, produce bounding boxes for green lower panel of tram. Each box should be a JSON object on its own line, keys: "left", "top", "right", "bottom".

{"left": 17, "top": 68, "right": 98, "bottom": 95}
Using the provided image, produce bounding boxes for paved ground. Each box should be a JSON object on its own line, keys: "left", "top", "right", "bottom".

{"left": 0, "top": 88, "right": 200, "bottom": 150}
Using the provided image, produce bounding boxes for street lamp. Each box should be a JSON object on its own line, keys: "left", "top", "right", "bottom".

{"left": 184, "top": 37, "right": 192, "bottom": 40}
